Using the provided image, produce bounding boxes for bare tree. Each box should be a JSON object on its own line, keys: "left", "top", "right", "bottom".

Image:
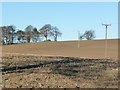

{"left": 1, "top": 25, "right": 16, "bottom": 44}
{"left": 0, "top": 27, "right": 2, "bottom": 44}
{"left": 51, "top": 26, "right": 62, "bottom": 41}
{"left": 17, "top": 30, "right": 25, "bottom": 43}
{"left": 1, "top": 26, "right": 8, "bottom": 44}
{"left": 39, "top": 24, "right": 52, "bottom": 41}
{"left": 8, "top": 25, "right": 16, "bottom": 44}
{"left": 25, "top": 25, "right": 34, "bottom": 43}
{"left": 79, "top": 34, "right": 84, "bottom": 40}
{"left": 84, "top": 30, "right": 95, "bottom": 40}
{"left": 31, "top": 28, "right": 40, "bottom": 42}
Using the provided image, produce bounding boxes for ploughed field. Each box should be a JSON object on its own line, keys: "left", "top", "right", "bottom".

{"left": 1, "top": 39, "right": 119, "bottom": 88}
{"left": 1, "top": 54, "right": 118, "bottom": 88}
{"left": 2, "top": 39, "right": 118, "bottom": 59}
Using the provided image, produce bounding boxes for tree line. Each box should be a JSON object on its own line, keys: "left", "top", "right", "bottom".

{"left": 0, "top": 24, "right": 62, "bottom": 45}
{"left": 0, "top": 24, "right": 96, "bottom": 45}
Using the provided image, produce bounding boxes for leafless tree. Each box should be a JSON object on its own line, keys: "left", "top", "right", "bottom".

{"left": 84, "top": 30, "right": 95, "bottom": 40}
{"left": 79, "top": 34, "right": 84, "bottom": 40}
{"left": 31, "top": 28, "right": 40, "bottom": 42}
{"left": 17, "top": 30, "right": 25, "bottom": 43}
{"left": 1, "top": 25, "right": 16, "bottom": 44}
{"left": 8, "top": 25, "right": 16, "bottom": 44}
{"left": 51, "top": 26, "right": 62, "bottom": 41}
{"left": 25, "top": 25, "right": 34, "bottom": 43}
{"left": 39, "top": 24, "right": 53, "bottom": 41}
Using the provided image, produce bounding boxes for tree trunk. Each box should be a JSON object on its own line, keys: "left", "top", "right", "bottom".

{"left": 55, "top": 34, "right": 57, "bottom": 41}
{"left": 45, "top": 36, "right": 47, "bottom": 41}
{"left": 27, "top": 36, "right": 30, "bottom": 43}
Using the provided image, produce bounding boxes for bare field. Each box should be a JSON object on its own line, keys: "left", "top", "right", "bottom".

{"left": 1, "top": 39, "right": 119, "bottom": 88}
{"left": 2, "top": 39, "right": 118, "bottom": 59}
{"left": 1, "top": 55, "right": 118, "bottom": 88}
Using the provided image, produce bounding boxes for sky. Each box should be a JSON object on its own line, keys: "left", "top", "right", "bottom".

{"left": 1, "top": 2, "right": 118, "bottom": 41}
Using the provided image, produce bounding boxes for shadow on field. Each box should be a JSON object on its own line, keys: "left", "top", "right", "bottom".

{"left": 2, "top": 56, "right": 117, "bottom": 79}
{"left": 50, "top": 58, "right": 117, "bottom": 78}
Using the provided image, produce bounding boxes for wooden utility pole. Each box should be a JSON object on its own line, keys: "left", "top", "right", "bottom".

{"left": 78, "top": 31, "right": 80, "bottom": 48}
{"left": 102, "top": 23, "right": 111, "bottom": 59}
